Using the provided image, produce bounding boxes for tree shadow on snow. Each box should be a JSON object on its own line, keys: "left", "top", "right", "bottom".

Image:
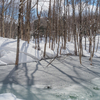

{"left": 0, "top": 63, "right": 42, "bottom": 100}
{"left": 44, "top": 58, "right": 99, "bottom": 97}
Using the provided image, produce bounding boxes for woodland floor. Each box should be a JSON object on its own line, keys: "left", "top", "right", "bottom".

{"left": 0, "top": 56, "right": 100, "bottom": 100}
{"left": 0, "top": 55, "right": 100, "bottom": 87}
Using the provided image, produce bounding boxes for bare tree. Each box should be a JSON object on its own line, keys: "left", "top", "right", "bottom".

{"left": 20, "top": 0, "right": 24, "bottom": 40}
{"left": 15, "top": 0, "right": 23, "bottom": 68}
{"left": 79, "top": 0, "right": 82, "bottom": 64}
{"left": 72, "top": 0, "right": 77, "bottom": 55}
{"left": 9, "top": 0, "right": 14, "bottom": 38}
{"left": 26, "top": 0, "right": 31, "bottom": 43}
{"left": 1, "top": 0, "right": 5, "bottom": 37}
{"left": 43, "top": 19, "right": 49, "bottom": 57}
{"left": 48, "top": 0, "right": 52, "bottom": 48}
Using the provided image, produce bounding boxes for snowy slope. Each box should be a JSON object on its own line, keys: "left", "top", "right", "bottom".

{"left": 0, "top": 35, "right": 100, "bottom": 65}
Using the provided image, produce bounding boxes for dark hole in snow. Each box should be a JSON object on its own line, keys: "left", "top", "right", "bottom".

{"left": 44, "top": 85, "right": 52, "bottom": 89}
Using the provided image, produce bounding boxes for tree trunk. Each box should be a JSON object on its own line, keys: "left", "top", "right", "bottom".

{"left": 20, "top": 0, "right": 24, "bottom": 40}
{"left": 43, "top": 20, "right": 49, "bottom": 57}
{"left": 26, "top": 0, "right": 31, "bottom": 43}
{"left": 2, "top": 0, "right": 5, "bottom": 37}
{"left": 15, "top": 0, "right": 22, "bottom": 68}
{"left": 79, "top": 0, "right": 82, "bottom": 64}
{"left": 48, "top": 0, "right": 51, "bottom": 48}
{"left": 72, "top": 0, "right": 77, "bottom": 55}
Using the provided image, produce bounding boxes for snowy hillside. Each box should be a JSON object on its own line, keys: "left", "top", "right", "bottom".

{"left": 0, "top": 36, "right": 100, "bottom": 65}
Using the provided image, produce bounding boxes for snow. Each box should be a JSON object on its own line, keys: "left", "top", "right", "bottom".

{"left": 0, "top": 36, "right": 100, "bottom": 99}
{"left": 0, "top": 77, "right": 100, "bottom": 100}
{"left": 0, "top": 55, "right": 100, "bottom": 100}
{"left": 0, "top": 93, "right": 22, "bottom": 100}
{"left": 0, "top": 35, "right": 100, "bottom": 65}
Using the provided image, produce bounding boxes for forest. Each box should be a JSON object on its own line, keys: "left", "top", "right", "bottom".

{"left": 0, "top": 0, "right": 100, "bottom": 66}
{"left": 1, "top": 1, "right": 100, "bottom": 100}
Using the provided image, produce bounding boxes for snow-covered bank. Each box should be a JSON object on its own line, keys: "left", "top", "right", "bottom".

{"left": 0, "top": 36, "right": 100, "bottom": 65}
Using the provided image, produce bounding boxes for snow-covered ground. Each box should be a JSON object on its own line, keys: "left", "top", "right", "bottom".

{"left": 0, "top": 93, "right": 22, "bottom": 100}
{"left": 0, "top": 79, "right": 100, "bottom": 100}
{"left": 0, "top": 36, "right": 100, "bottom": 100}
{"left": 0, "top": 56, "right": 100, "bottom": 100}
{"left": 0, "top": 36, "right": 100, "bottom": 65}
